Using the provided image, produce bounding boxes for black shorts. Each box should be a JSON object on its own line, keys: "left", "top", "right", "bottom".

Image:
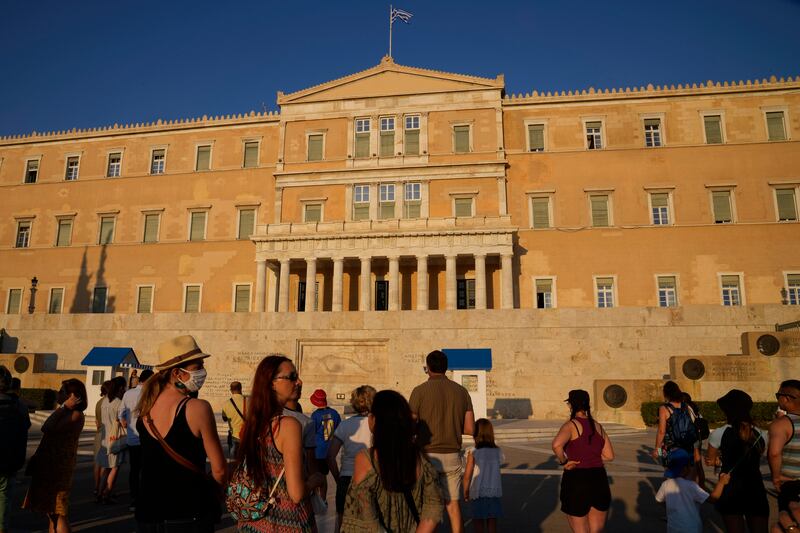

{"left": 779, "top": 480, "right": 800, "bottom": 512}
{"left": 316, "top": 458, "right": 330, "bottom": 476}
{"left": 560, "top": 467, "right": 611, "bottom": 517}
{"left": 715, "top": 483, "right": 769, "bottom": 517}
{"left": 336, "top": 476, "right": 352, "bottom": 514}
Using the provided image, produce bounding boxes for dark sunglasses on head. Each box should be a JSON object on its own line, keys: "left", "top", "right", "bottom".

{"left": 776, "top": 392, "right": 798, "bottom": 400}
{"left": 274, "top": 372, "right": 300, "bottom": 382}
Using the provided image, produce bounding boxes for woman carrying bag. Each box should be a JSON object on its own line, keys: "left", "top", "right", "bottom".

{"left": 97, "top": 376, "right": 127, "bottom": 503}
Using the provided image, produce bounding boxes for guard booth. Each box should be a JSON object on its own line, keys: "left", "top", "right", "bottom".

{"left": 443, "top": 348, "right": 492, "bottom": 420}
{"left": 80, "top": 347, "right": 150, "bottom": 410}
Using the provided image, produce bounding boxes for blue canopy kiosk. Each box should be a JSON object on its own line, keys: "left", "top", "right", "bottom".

{"left": 81, "top": 347, "right": 151, "bottom": 410}
{"left": 443, "top": 348, "right": 492, "bottom": 419}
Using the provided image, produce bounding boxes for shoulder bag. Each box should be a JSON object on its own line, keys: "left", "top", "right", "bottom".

{"left": 110, "top": 421, "right": 128, "bottom": 454}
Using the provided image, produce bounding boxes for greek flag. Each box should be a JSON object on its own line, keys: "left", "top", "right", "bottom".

{"left": 391, "top": 8, "right": 413, "bottom": 23}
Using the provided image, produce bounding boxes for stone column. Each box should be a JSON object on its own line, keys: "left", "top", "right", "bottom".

{"left": 501, "top": 253, "right": 514, "bottom": 309}
{"left": 332, "top": 257, "right": 344, "bottom": 312}
{"left": 278, "top": 259, "right": 290, "bottom": 312}
{"left": 267, "top": 263, "right": 278, "bottom": 312}
{"left": 305, "top": 258, "right": 317, "bottom": 312}
{"left": 255, "top": 259, "right": 267, "bottom": 312}
{"left": 416, "top": 255, "right": 428, "bottom": 310}
{"left": 388, "top": 256, "right": 400, "bottom": 311}
{"left": 445, "top": 255, "right": 457, "bottom": 310}
{"left": 474, "top": 253, "right": 487, "bottom": 310}
{"left": 360, "top": 256, "right": 371, "bottom": 311}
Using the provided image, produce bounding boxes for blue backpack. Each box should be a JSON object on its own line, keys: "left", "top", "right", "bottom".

{"left": 665, "top": 403, "right": 699, "bottom": 451}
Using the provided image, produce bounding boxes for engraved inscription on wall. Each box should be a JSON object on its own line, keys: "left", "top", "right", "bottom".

{"left": 297, "top": 339, "right": 389, "bottom": 384}
{"left": 204, "top": 350, "right": 265, "bottom": 399}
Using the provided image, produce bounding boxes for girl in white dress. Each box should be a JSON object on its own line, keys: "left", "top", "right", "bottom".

{"left": 463, "top": 418, "right": 504, "bottom": 533}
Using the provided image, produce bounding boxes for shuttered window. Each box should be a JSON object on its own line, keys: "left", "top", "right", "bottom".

{"left": 92, "top": 287, "right": 108, "bottom": 313}
{"left": 766, "top": 112, "right": 787, "bottom": 141}
{"left": 137, "top": 286, "right": 153, "bottom": 313}
{"left": 56, "top": 218, "right": 73, "bottom": 247}
{"left": 404, "top": 183, "right": 421, "bottom": 218}
{"left": 712, "top": 190, "right": 733, "bottom": 223}
{"left": 454, "top": 197, "right": 473, "bottom": 217}
{"left": 405, "top": 116, "right": 420, "bottom": 155}
{"left": 243, "top": 141, "right": 259, "bottom": 168}
{"left": 99, "top": 217, "right": 115, "bottom": 244}
{"left": 535, "top": 279, "right": 553, "bottom": 308}
{"left": 238, "top": 209, "right": 255, "bottom": 240}
{"left": 590, "top": 195, "right": 610, "bottom": 227}
{"left": 651, "top": 193, "right": 670, "bottom": 225}
{"left": 776, "top": 189, "right": 798, "bottom": 221}
{"left": 353, "top": 185, "right": 370, "bottom": 220}
{"left": 307, "top": 134, "right": 323, "bottom": 161}
{"left": 721, "top": 275, "right": 741, "bottom": 306}
{"left": 7, "top": 288, "right": 22, "bottom": 314}
{"left": 657, "top": 276, "right": 677, "bottom": 307}
{"left": 190, "top": 212, "right": 207, "bottom": 241}
{"left": 196, "top": 145, "right": 211, "bottom": 171}
{"left": 304, "top": 204, "right": 322, "bottom": 223}
{"left": 531, "top": 197, "right": 550, "bottom": 229}
{"left": 143, "top": 214, "right": 160, "bottom": 243}
{"left": 787, "top": 274, "right": 800, "bottom": 305}
{"left": 454, "top": 125, "right": 470, "bottom": 153}
{"left": 184, "top": 286, "right": 201, "bottom": 312}
{"left": 380, "top": 117, "right": 395, "bottom": 157}
{"left": 528, "top": 124, "right": 545, "bottom": 152}
{"left": 48, "top": 288, "right": 64, "bottom": 314}
{"left": 704, "top": 115, "right": 723, "bottom": 144}
{"left": 234, "top": 284, "right": 251, "bottom": 312}
{"left": 379, "top": 184, "right": 395, "bottom": 219}
{"left": 596, "top": 277, "right": 614, "bottom": 308}
{"left": 355, "top": 118, "right": 370, "bottom": 158}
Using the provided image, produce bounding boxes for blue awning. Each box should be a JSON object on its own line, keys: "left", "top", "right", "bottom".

{"left": 81, "top": 347, "right": 140, "bottom": 367}
{"left": 443, "top": 348, "right": 492, "bottom": 370}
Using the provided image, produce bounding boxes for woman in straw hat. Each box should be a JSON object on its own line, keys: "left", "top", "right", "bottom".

{"left": 134, "top": 335, "right": 226, "bottom": 533}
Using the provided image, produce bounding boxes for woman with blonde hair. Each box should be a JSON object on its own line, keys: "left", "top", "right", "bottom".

{"left": 135, "top": 335, "right": 226, "bottom": 533}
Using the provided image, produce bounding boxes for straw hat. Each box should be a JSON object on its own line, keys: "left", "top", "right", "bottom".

{"left": 155, "top": 335, "right": 211, "bottom": 371}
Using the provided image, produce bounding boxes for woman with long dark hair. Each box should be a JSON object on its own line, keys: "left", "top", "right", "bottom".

{"left": 552, "top": 389, "right": 614, "bottom": 533}
{"left": 342, "top": 389, "right": 442, "bottom": 532}
{"left": 234, "top": 354, "right": 323, "bottom": 532}
{"left": 706, "top": 389, "right": 769, "bottom": 533}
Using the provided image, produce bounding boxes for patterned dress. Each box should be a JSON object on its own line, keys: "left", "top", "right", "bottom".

{"left": 239, "top": 417, "right": 317, "bottom": 533}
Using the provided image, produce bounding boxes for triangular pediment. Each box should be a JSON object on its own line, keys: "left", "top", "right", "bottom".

{"left": 278, "top": 56, "right": 504, "bottom": 105}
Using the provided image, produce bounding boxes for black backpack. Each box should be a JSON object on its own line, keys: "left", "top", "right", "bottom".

{"left": 0, "top": 396, "right": 28, "bottom": 475}
{"left": 665, "top": 403, "right": 699, "bottom": 450}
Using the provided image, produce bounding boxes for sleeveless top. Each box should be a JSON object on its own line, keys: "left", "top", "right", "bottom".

{"left": 135, "top": 397, "right": 216, "bottom": 523}
{"left": 782, "top": 413, "right": 800, "bottom": 480}
{"left": 565, "top": 417, "right": 605, "bottom": 469}
{"left": 467, "top": 447, "right": 503, "bottom": 499}
{"left": 719, "top": 425, "right": 766, "bottom": 485}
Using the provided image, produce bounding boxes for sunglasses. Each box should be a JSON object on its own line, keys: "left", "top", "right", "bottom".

{"left": 274, "top": 372, "right": 300, "bottom": 382}
{"left": 776, "top": 392, "right": 798, "bottom": 400}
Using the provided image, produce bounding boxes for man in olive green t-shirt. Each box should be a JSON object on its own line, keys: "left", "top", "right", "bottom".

{"left": 409, "top": 350, "right": 474, "bottom": 533}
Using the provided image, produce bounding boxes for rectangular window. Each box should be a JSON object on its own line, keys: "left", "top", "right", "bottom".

{"left": 596, "top": 277, "right": 614, "bottom": 308}
{"left": 99, "top": 216, "right": 115, "bottom": 245}
{"left": 65, "top": 156, "right": 80, "bottom": 181}
{"left": 535, "top": 279, "right": 554, "bottom": 309}
{"left": 48, "top": 288, "right": 64, "bottom": 314}
{"left": 721, "top": 275, "right": 741, "bottom": 306}
{"left": 150, "top": 149, "right": 166, "bottom": 175}
{"left": 137, "top": 286, "right": 153, "bottom": 313}
{"left": 184, "top": 285, "right": 201, "bottom": 312}
{"left": 24, "top": 160, "right": 39, "bottom": 183}
{"left": 590, "top": 195, "right": 610, "bottom": 227}
{"left": 454, "top": 197, "right": 474, "bottom": 218}
{"left": 353, "top": 185, "right": 370, "bottom": 220}
{"left": 531, "top": 197, "right": 551, "bottom": 229}
{"left": 453, "top": 125, "right": 470, "bottom": 153}
{"left": 237, "top": 208, "right": 255, "bottom": 240}
{"left": 15, "top": 220, "right": 31, "bottom": 248}
{"left": 304, "top": 203, "right": 322, "bottom": 223}
{"left": 91, "top": 370, "right": 105, "bottom": 386}
{"left": 766, "top": 111, "right": 787, "bottom": 141}
{"left": 712, "top": 190, "right": 733, "bottom": 223}
{"left": 56, "top": 218, "right": 73, "bottom": 247}
{"left": 528, "top": 123, "right": 545, "bottom": 152}
{"left": 644, "top": 118, "right": 662, "bottom": 147}
{"left": 189, "top": 211, "right": 207, "bottom": 241}
{"left": 234, "top": 284, "right": 251, "bottom": 312}
{"left": 380, "top": 117, "right": 395, "bottom": 157}
{"left": 355, "top": 118, "right": 371, "bottom": 158}
{"left": 307, "top": 134, "right": 324, "bottom": 161}
{"left": 92, "top": 287, "right": 108, "bottom": 313}
{"left": 456, "top": 279, "right": 476, "bottom": 309}
{"left": 6, "top": 289, "right": 22, "bottom": 314}
{"left": 787, "top": 274, "right": 800, "bottom": 306}
{"left": 143, "top": 213, "right": 160, "bottom": 243}
{"left": 704, "top": 115, "right": 723, "bottom": 144}
{"left": 404, "top": 183, "right": 421, "bottom": 218}
{"left": 107, "top": 152, "right": 122, "bottom": 177}
{"left": 651, "top": 193, "right": 670, "bottom": 225}
{"left": 243, "top": 141, "right": 259, "bottom": 168}
{"left": 196, "top": 145, "right": 211, "bottom": 171}
{"left": 405, "top": 115, "right": 420, "bottom": 155}
{"left": 657, "top": 276, "right": 678, "bottom": 307}
{"left": 379, "top": 183, "right": 395, "bottom": 219}
{"left": 776, "top": 188, "right": 798, "bottom": 221}
{"left": 585, "top": 121, "right": 603, "bottom": 149}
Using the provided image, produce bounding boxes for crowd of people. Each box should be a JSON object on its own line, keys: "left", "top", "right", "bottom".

{"left": 1, "top": 336, "right": 799, "bottom": 533}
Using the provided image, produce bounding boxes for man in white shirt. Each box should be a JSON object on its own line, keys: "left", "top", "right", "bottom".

{"left": 119, "top": 368, "right": 153, "bottom": 511}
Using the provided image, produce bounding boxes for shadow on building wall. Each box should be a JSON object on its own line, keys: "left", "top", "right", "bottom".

{"left": 0, "top": 328, "right": 20, "bottom": 354}
{"left": 69, "top": 245, "right": 116, "bottom": 313}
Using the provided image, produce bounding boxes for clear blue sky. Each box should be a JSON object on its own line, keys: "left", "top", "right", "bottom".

{"left": 1, "top": 0, "right": 798, "bottom": 136}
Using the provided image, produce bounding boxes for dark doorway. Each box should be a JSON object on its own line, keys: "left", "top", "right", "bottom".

{"left": 457, "top": 279, "right": 476, "bottom": 309}
{"left": 375, "top": 280, "right": 388, "bottom": 311}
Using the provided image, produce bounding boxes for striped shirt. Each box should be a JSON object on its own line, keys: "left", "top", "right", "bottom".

{"left": 781, "top": 413, "right": 800, "bottom": 480}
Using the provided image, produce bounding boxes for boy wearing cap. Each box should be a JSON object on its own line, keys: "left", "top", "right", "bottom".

{"left": 655, "top": 448, "right": 730, "bottom": 533}
{"left": 310, "top": 389, "right": 341, "bottom": 496}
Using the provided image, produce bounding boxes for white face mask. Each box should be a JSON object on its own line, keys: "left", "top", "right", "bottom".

{"left": 177, "top": 368, "right": 207, "bottom": 393}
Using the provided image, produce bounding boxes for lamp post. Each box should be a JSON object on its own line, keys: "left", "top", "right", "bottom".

{"left": 28, "top": 276, "right": 38, "bottom": 314}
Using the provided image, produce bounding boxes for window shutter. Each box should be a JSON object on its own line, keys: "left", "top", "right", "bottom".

{"left": 304, "top": 204, "right": 321, "bottom": 223}
{"left": 405, "top": 202, "right": 420, "bottom": 218}
{"left": 196, "top": 146, "right": 211, "bottom": 170}
{"left": 455, "top": 198, "right": 473, "bottom": 217}
{"left": 766, "top": 112, "right": 786, "bottom": 141}
{"left": 235, "top": 285, "right": 250, "bottom": 312}
{"left": 308, "top": 135, "right": 323, "bottom": 161}
{"left": 596, "top": 277, "right": 613, "bottom": 289}
{"left": 658, "top": 276, "right": 676, "bottom": 289}
{"left": 243, "top": 142, "right": 259, "bottom": 167}
{"left": 380, "top": 203, "right": 395, "bottom": 219}
{"left": 591, "top": 196, "right": 609, "bottom": 227}
{"left": 405, "top": 130, "right": 419, "bottom": 155}
{"left": 712, "top": 191, "right": 732, "bottom": 222}
{"left": 380, "top": 132, "right": 394, "bottom": 157}
{"left": 586, "top": 121, "right": 602, "bottom": 130}
{"left": 536, "top": 279, "right": 552, "bottom": 293}
{"left": 776, "top": 189, "right": 798, "bottom": 220}
{"left": 48, "top": 288, "right": 63, "bottom": 314}
{"left": 787, "top": 274, "right": 800, "bottom": 286}
{"left": 185, "top": 286, "right": 200, "bottom": 312}
{"left": 144, "top": 214, "right": 160, "bottom": 243}
{"left": 92, "top": 287, "right": 107, "bottom": 313}
{"left": 721, "top": 275, "right": 739, "bottom": 287}
{"left": 454, "top": 125, "right": 470, "bottom": 153}
{"left": 100, "top": 218, "right": 114, "bottom": 244}
{"left": 57, "top": 219, "right": 72, "bottom": 247}
{"left": 190, "top": 212, "right": 206, "bottom": 241}
{"left": 704, "top": 116, "right": 722, "bottom": 144}
{"left": 8, "top": 289, "right": 22, "bottom": 313}
{"left": 644, "top": 118, "right": 660, "bottom": 127}
{"left": 238, "top": 209, "right": 255, "bottom": 239}
{"left": 355, "top": 133, "right": 370, "bottom": 158}
{"left": 466, "top": 279, "right": 476, "bottom": 308}
{"left": 528, "top": 124, "right": 545, "bottom": 151}
{"left": 531, "top": 198, "right": 550, "bottom": 228}
{"left": 353, "top": 204, "right": 370, "bottom": 220}
{"left": 137, "top": 286, "right": 153, "bottom": 313}
{"left": 651, "top": 193, "right": 669, "bottom": 208}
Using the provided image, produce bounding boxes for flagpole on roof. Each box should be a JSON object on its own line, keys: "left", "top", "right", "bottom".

{"left": 389, "top": 4, "right": 393, "bottom": 59}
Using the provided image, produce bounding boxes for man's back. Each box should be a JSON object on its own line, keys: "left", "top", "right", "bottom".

{"left": 221, "top": 393, "right": 246, "bottom": 439}
{"left": 121, "top": 385, "right": 143, "bottom": 444}
{"left": 410, "top": 376, "right": 473, "bottom": 453}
